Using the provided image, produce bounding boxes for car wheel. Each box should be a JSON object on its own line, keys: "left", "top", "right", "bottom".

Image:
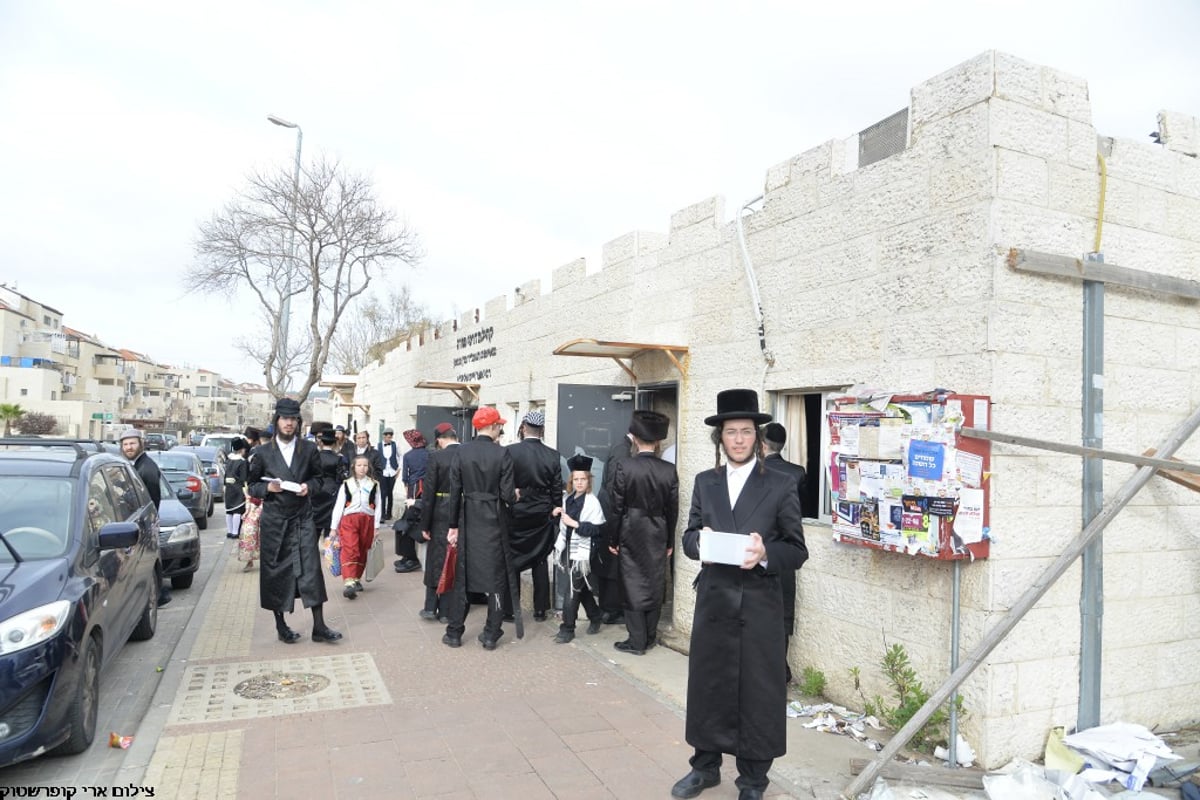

{"left": 56, "top": 634, "right": 100, "bottom": 755}
{"left": 172, "top": 572, "right": 195, "bottom": 590}
{"left": 196, "top": 512, "right": 208, "bottom": 530}
{"left": 130, "top": 574, "right": 159, "bottom": 641}
{"left": 207, "top": 499, "right": 214, "bottom": 517}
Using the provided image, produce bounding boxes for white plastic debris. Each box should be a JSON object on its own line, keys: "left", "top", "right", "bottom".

{"left": 933, "top": 734, "right": 977, "bottom": 768}
{"left": 1062, "top": 722, "right": 1179, "bottom": 792}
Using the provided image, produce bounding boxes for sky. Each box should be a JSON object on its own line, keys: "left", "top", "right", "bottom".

{"left": 2, "top": 1, "right": 1198, "bottom": 385}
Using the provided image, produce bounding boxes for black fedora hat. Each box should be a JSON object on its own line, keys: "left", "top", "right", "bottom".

{"left": 703, "top": 389, "right": 772, "bottom": 426}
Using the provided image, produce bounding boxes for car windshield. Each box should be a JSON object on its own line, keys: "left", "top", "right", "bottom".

{"left": 152, "top": 453, "right": 198, "bottom": 472}
{"left": 0, "top": 476, "right": 74, "bottom": 561}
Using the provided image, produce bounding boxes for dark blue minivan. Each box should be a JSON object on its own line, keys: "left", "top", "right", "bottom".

{"left": 0, "top": 440, "right": 160, "bottom": 767}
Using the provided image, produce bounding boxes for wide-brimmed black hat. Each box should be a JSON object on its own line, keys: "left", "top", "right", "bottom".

{"left": 566, "top": 454, "right": 594, "bottom": 472}
{"left": 318, "top": 430, "right": 337, "bottom": 445}
{"left": 275, "top": 397, "right": 302, "bottom": 418}
{"left": 704, "top": 389, "right": 772, "bottom": 426}
{"left": 629, "top": 410, "right": 670, "bottom": 442}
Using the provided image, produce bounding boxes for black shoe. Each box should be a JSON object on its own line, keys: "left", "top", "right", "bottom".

{"left": 737, "top": 789, "right": 764, "bottom": 800}
{"left": 442, "top": 633, "right": 462, "bottom": 648}
{"left": 394, "top": 559, "right": 420, "bottom": 574}
{"left": 311, "top": 627, "right": 343, "bottom": 643}
{"left": 602, "top": 612, "right": 625, "bottom": 625}
{"left": 670, "top": 769, "right": 720, "bottom": 799}
{"left": 419, "top": 609, "right": 438, "bottom": 621}
{"left": 586, "top": 619, "right": 602, "bottom": 635}
{"left": 477, "top": 630, "right": 504, "bottom": 650}
{"left": 502, "top": 614, "right": 515, "bottom": 622}
{"left": 226, "top": 533, "right": 240, "bottom": 539}
{"left": 613, "top": 640, "right": 645, "bottom": 656}
{"left": 533, "top": 611, "right": 547, "bottom": 621}
{"left": 646, "top": 636, "right": 657, "bottom": 650}
{"left": 438, "top": 615, "right": 450, "bottom": 624}
{"left": 343, "top": 584, "right": 357, "bottom": 599}
{"left": 554, "top": 629, "right": 575, "bottom": 644}
{"left": 277, "top": 627, "right": 302, "bottom": 644}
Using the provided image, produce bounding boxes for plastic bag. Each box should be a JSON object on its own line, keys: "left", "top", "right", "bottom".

{"left": 322, "top": 534, "right": 341, "bottom": 577}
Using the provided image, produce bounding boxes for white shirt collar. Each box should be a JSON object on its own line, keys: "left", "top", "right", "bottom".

{"left": 726, "top": 458, "right": 757, "bottom": 508}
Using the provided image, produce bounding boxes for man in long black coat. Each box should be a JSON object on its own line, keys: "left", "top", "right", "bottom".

{"left": 247, "top": 398, "right": 342, "bottom": 644}
{"left": 595, "top": 431, "right": 632, "bottom": 624}
{"left": 503, "top": 411, "right": 562, "bottom": 621}
{"left": 310, "top": 429, "right": 345, "bottom": 539}
{"left": 761, "top": 422, "right": 807, "bottom": 682}
{"left": 419, "top": 422, "right": 460, "bottom": 623}
{"left": 672, "top": 390, "right": 808, "bottom": 800}
{"left": 609, "top": 410, "right": 678, "bottom": 655}
{"left": 445, "top": 406, "right": 517, "bottom": 650}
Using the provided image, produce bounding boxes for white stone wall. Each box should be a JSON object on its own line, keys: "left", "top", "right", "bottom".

{"left": 352, "top": 51, "right": 1200, "bottom": 767}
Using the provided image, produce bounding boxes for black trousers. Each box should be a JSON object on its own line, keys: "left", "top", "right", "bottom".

{"left": 560, "top": 573, "right": 600, "bottom": 631}
{"left": 501, "top": 557, "right": 549, "bottom": 615}
{"left": 423, "top": 585, "right": 444, "bottom": 615}
{"left": 379, "top": 475, "right": 396, "bottom": 519}
{"left": 689, "top": 749, "right": 772, "bottom": 793}
{"left": 597, "top": 572, "right": 624, "bottom": 617}
{"left": 623, "top": 605, "right": 661, "bottom": 650}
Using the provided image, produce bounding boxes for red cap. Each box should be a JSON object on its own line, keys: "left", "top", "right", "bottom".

{"left": 472, "top": 406, "right": 507, "bottom": 429}
{"left": 434, "top": 422, "right": 455, "bottom": 436}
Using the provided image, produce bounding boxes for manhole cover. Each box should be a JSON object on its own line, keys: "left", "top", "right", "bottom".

{"left": 233, "top": 672, "right": 331, "bottom": 700}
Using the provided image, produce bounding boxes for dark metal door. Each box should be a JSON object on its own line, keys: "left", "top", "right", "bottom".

{"left": 555, "top": 384, "right": 634, "bottom": 490}
{"left": 415, "top": 405, "right": 476, "bottom": 443}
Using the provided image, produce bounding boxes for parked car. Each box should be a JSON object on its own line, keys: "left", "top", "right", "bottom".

{"left": 188, "top": 432, "right": 205, "bottom": 446}
{"left": 143, "top": 432, "right": 169, "bottom": 451}
{"left": 145, "top": 450, "right": 213, "bottom": 529}
{"left": 200, "top": 432, "right": 239, "bottom": 456}
{"left": 0, "top": 438, "right": 160, "bottom": 767}
{"left": 155, "top": 474, "right": 200, "bottom": 590}
{"left": 172, "top": 445, "right": 226, "bottom": 503}
{"left": 164, "top": 434, "right": 179, "bottom": 450}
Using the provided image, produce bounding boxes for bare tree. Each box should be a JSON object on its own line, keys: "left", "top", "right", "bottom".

{"left": 329, "top": 285, "right": 432, "bottom": 374}
{"left": 189, "top": 157, "right": 422, "bottom": 400}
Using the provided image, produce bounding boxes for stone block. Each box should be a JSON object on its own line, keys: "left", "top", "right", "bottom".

{"left": 669, "top": 196, "right": 724, "bottom": 231}
{"left": 993, "top": 51, "right": 1043, "bottom": 109}
{"left": 1042, "top": 66, "right": 1091, "bottom": 124}
{"left": 1158, "top": 109, "right": 1200, "bottom": 157}
{"left": 989, "top": 98, "right": 1070, "bottom": 162}
{"left": 551, "top": 258, "right": 586, "bottom": 291}
{"left": 910, "top": 51, "right": 995, "bottom": 129}
{"left": 931, "top": 155, "right": 994, "bottom": 209}
{"left": 1166, "top": 191, "right": 1200, "bottom": 242}
{"left": 1016, "top": 654, "right": 1081, "bottom": 713}
{"left": 909, "top": 103, "right": 992, "bottom": 161}
{"left": 1067, "top": 119, "right": 1099, "bottom": 170}
{"left": 1106, "top": 137, "right": 1178, "bottom": 192}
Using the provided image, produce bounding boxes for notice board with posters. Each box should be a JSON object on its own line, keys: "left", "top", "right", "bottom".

{"left": 826, "top": 392, "right": 991, "bottom": 561}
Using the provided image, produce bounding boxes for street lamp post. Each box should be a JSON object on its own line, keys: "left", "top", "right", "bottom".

{"left": 267, "top": 114, "right": 303, "bottom": 382}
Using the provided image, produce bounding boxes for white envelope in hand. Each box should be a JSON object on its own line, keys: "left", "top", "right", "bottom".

{"left": 699, "top": 530, "right": 749, "bottom": 566}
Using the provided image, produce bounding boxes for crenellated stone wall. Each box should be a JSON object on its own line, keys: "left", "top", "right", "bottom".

{"left": 350, "top": 50, "right": 1200, "bottom": 766}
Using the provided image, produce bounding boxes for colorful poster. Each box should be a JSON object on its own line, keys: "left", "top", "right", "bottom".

{"left": 908, "top": 440, "right": 945, "bottom": 480}
{"left": 954, "top": 488, "right": 985, "bottom": 544}
{"left": 927, "top": 496, "right": 956, "bottom": 517}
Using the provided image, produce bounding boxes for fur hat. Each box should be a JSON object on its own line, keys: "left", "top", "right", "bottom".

{"left": 566, "top": 453, "right": 593, "bottom": 472}
{"left": 703, "top": 389, "right": 771, "bottom": 426}
{"left": 629, "top": 410, "right": 670, "bottom": 443}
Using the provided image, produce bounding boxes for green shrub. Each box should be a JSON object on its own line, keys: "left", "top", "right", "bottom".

{"left": 798, "top": 666, "right": 826, "bottom": 697}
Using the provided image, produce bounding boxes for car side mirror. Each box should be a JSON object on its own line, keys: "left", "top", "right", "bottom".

{"left": 98, "top": 521, "right": 139, "bottom": 550}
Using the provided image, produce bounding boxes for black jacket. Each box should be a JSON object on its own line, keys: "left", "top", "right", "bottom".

{"left": 610, "top": 451, "right": 678, "bottom": 610}
{"left": 448, "top": 436, "right": 515, "bottom": 593}
{"left": 418, "top": 443, "right": 461, "bottom": 590}
{"left": 506, "top": 437, "right": 563, "bottom": 571}
{"left": 762, "top": 452, "right": 807, "bottom": 633}
{"left": 682, "top": 461, "right": 808, "bottom": 760}
{"left": 131, "top": 452, "right": 163, "bottom": 509}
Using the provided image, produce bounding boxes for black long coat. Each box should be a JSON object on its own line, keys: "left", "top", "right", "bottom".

{"left": 448, "top": 436, "right": 515, "bottom": 594}
{"left": 247, "top": 439, "right": 331, "bottom": 613}
{"left": 595, "top": 436, "right": 632, "bottom": 579}
{"left": 419, "top": 443, "right": 460, "bottom": 590}
{"left": 224, "top": 456, "right": 247, "bottom": 513}
{"left": 611, "top": 451, "right": 678, "bottom": 610}
{"left": 682, "top": 462, "right": 808, "bottom": 760}
{"left": 506, "top": 437, "right": 563, "bottom": 572}
{"left": 310, "top": 448, "right": 346, "bottom": 533}
{"left": 762, "top": 453, "right": 807, "bottom": 635}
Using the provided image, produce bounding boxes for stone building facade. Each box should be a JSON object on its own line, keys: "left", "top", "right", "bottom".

{"left": 348, "top": 51, "right": 1200, "bottom": 765}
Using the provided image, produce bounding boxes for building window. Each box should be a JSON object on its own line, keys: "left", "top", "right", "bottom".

{"left": 19, "top": 388, "right": 27, "bottom": 396}
{"left": 43, "top": 315, "right": 51, "bottom": 325}
{"left": 51, "top": 391, "right": 56, "bottom": 400}
{"left": 768, "top": 388, "right": 849, "bottom": 521}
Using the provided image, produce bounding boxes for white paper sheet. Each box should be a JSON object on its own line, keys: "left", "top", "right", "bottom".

{"left": 699, "top": 530, "right": 749, "bottom": 566}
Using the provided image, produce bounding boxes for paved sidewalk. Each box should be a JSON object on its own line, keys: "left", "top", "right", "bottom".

{"left": 119, "top": 537, "right": 879, "bottom": 799}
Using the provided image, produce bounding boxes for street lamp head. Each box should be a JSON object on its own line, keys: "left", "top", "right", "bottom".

{"left": 267, "top": 114, "right": 299, "bottom": 129}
